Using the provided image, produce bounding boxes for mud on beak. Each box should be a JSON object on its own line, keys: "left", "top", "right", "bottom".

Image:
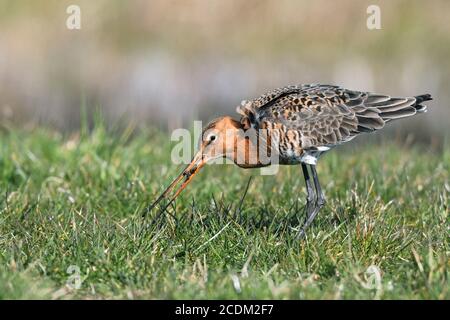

{"left": 143, "top": 150, "right": 208, "bottom": 216}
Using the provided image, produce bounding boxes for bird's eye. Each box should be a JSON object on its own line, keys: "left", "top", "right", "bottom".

{"left": 204, "top": 132, "right": 217, "bottom": 144}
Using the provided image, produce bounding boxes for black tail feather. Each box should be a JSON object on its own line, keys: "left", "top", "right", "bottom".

{"left": 413, "top": 94, "right": 432, "bottom": 113}
{"left": 414, "top": 94, "right": 432, "bottom": 104}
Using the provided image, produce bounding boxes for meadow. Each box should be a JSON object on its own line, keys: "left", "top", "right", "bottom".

{"left": 0, "top": 120, "right": 448, "bottom": 299}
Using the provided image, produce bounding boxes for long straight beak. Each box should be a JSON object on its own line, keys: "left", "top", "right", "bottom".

{"left": 143, "top": 150, "right": 207, "bottom": 217}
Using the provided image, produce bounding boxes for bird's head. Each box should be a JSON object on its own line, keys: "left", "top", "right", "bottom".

{"left": 199, "top": 116, "right": 242, "bottom": 159}
{"left": 145, "top": 116, "right": 243, "bottom": 214}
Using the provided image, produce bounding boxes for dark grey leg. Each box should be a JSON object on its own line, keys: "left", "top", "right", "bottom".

{"left": 301, "top": 163, "right": 315, "bottom": 213}
{"left": 298, "top": 164, "right": 325, "bottom": 238}
{"left": 311, "top": 165, "right": 326, "bottom": 207}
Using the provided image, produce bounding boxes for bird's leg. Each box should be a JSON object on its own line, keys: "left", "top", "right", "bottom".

{"left": 311, "top": 165, "right": 326, "bottom": 208}
{"left": 301, "top": 163, "right": 315, "bottom": 216}
{"left": 298, "top": 165, "right": 325, "bottom": 238}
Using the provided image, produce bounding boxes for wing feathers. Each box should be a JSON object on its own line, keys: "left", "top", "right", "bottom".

{"left": 379, "top": 107, "right": 417, "bottom": 120}
{"left": 235, "top": 85, "right": 431, "bottom": 151}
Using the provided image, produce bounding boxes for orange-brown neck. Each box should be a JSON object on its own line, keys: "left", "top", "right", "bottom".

{"left": 205, "top": 116, "right": 271, "bottom": 168}
{"left": 227, "top": 121, "right": 271, "bottom": 168}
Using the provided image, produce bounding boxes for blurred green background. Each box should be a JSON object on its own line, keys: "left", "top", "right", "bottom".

{"left": 0, "top": 0, "right": 449, "bottom": 143}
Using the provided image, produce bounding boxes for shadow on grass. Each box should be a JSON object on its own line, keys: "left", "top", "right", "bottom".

{"left": 137, "top": 177, "right": 364, "bottom": 261}
{"left": 140, "top": 193, "right": 356, "bottom": 239}
{"left": 141, "top": 176, "right": 312, "bottom": 236}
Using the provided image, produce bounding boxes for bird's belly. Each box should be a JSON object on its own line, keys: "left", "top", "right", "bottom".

{"left": 279, "top": 146, "right": 331, "bottom": 165}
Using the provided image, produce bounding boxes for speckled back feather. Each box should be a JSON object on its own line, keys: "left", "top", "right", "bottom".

{"left": 236, "top": 84, "right": 431, "bottom": 154}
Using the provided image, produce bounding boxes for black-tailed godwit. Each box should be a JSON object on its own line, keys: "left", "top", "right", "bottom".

{"left": 145, "top": 84, "right": 432, "bottom": 237}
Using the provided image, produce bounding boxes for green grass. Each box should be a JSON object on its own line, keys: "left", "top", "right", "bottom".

{"left": 0, "top": 122, "right": 448, "bottom": 300}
